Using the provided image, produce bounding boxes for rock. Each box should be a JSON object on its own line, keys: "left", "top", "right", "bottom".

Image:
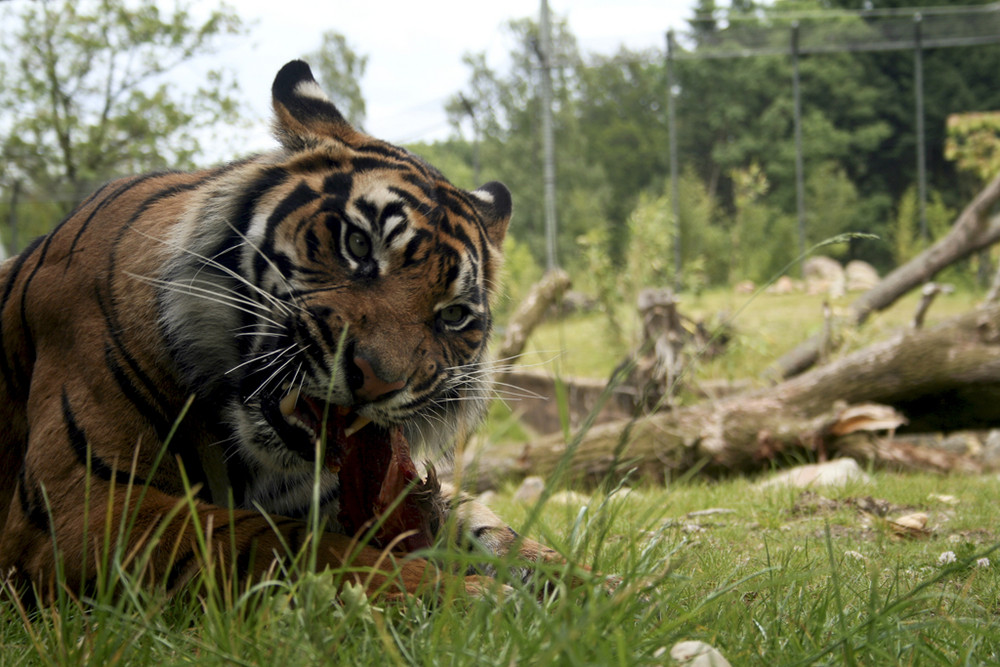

{"left": 476, "top": 490, "right": 498, "bottom": 507}
{"left": 766, "top": 275, "right": 797, "bottom": 295}
{"left": 803, "top": 256, "right": 846, "bottom": 298}
{"left": 670, "top": 640, "right": 732, "bottom": 666}
{"left": 890, "top": 512, "right": 928, "bottom": 530}
{"left": 982, "top": 429, "right": 1000, "bottom": 468}
{"left": 845, "top": 260, "right": 879, "bottom": 291}
{"left": 549, "top": 490, "right": 590, "bottom": 507}
{"left": 756, "top": 458, "right": 871, "bottom": 490}
{"left": 513, "top": 476, "right": 545, "bottom": 504}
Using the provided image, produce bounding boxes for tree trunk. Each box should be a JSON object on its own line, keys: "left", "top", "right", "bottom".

{"left": 496, "top": 269, "right": 570, "bottom": 364}
{"left": 773, "top": 173, "right": 1000, "bottom": 378}
{"left": 851, "top": 173, "right": 1000, "bottom": 325}
{"left": 469, "top": 303, "right": 1000, "bottom": 489}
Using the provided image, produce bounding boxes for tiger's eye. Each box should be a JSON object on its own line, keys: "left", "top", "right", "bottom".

{"left": 347, "top": 231, "right": 371, "bottom": 259}
{"left": 440, "top": 305, "right": 467, "bottom": 324}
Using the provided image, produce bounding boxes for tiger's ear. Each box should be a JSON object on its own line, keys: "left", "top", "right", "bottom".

{"left": 470, "top": 181, "right": 512, "bottom": 249}
{"left": 271, "top": 60, "right": 359, "bottom": 150}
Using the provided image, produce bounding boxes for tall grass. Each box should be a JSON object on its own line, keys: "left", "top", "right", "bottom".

{"left": 3, "top": 470, "right": 1000, "bottom": 665}
{"left": 3, "top": 288, "right": 998, "bottom": 665}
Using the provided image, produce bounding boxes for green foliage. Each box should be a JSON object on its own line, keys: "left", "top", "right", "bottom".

{"left": 304, "top": 31, "right": 368, "bottom": 129}
{"left": 804, "top": 161, "right": 861, "bottom": 259}
{"left": 576, "top": 50, "right": 669, "bottom": 255}
{"left": 945, "top": 111, "right": 1000, "bottom": 182}
{"left": 424, "top": 0, "right": 1000, "bottom": 284}
{"left": 728, "top": 162, "right": 797, "bottom": 284}
{"left": 620, "top": 191, "right": 675, "bottom": 299}
{"left": 0, "top": 0, "right": 244, "bottom": 252}
{"left": 445, "top": 17, "right": 613, "bottom": 271}
{"left": 407, "top": 140, "right": 477, "bottom": 190}
{"left": 892, "top": 185, "right": 956, "bottom": 265}
{"left": 495, "top": 235, "right": 543, "bottom": 319}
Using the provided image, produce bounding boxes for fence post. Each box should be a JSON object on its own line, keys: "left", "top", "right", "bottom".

{"left": 666, "top": 29, "right": 681, "bottom": 288}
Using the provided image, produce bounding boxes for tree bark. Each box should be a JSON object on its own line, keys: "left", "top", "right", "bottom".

{"left": 773, "top": 173, "right": 1000, "bottom": 378}
{"left": 496, "top": 269, "right": 570, "bottom": 364}
{"left": 469, "top": 303, "right": 1000, "bottom": 489}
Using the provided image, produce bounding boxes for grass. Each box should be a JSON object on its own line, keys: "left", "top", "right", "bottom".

{"left": 520, "top": 286, "right": 985, "bottom": 384}
{"left": 4, "top": 287, "right": 998, "bottom": 665}
{"left": 3, "top": 471, "right": 1000, "bottom": 665}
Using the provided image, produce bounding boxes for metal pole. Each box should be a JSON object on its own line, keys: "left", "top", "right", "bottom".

{"left": 792, "top": 22, "right": 806, "bottom": 275}
{"left": 914, "top": 13, "right": 927, "bottom": 240}
{"left": 667, "top": 30, "right": 681, "bottom": 287}
{"left": 539, "top": 0, "right": 558, "bottom": 271}
{"left": 458, "top": 94, "right": 481, "bottom": 185}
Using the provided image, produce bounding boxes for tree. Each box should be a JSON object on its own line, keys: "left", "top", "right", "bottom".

{"left": 304, "top": 31, "right": 368, "bottom": 129}
{"left": 0, "top": 0, "right": 244, "bottom": 252}
{"left": 446, "top": 17, "right": 610, "bottom": 269}
{"left": 576, "top": 49, "right": 670, "bottom": 257}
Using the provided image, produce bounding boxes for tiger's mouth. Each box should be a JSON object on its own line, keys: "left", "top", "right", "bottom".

{"left": 259, "top": 387, "right": 438, "bottom": 552}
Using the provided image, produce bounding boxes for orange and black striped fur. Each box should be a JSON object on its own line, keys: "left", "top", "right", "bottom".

{"left": 0, "top": 61, "right": 560, "bottom": 599}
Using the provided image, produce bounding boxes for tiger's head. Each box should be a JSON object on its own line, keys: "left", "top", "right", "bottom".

{"left": 160, "top": 61, "right": 510, "bottom": 478}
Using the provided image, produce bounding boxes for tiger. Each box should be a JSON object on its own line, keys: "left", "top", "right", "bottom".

{"left": 0, "top": 60, "right": 566, "bottom": 600}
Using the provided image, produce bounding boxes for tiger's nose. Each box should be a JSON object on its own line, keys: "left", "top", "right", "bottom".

{"left": 350, "top": 355, "right": 406, "bottom": 402}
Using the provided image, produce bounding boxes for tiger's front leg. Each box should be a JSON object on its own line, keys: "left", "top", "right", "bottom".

{"left": 435, "top": 482, "right": 587, "bottom": 588}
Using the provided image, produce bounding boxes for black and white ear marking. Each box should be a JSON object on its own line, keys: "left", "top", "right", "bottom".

{"left": 271, "top": 60, "right": 355, "bottom": 150}
{"left": 470, "top": 181, "right": 512, "bottom": 249}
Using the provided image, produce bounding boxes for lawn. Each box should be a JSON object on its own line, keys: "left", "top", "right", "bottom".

{"left": 519, "top": 286, "right": 984, "bottom": 383}
{"left": 3, "top": 287, "right": 998, "bottom": 666}
{"left": 3, "top": 472, "right": 999, "bottom": 665}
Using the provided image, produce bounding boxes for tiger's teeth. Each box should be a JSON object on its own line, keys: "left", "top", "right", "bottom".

{"left": 279, "top": 388, "right": 301, "bottom": 416}
{"left": 343, "top": 415, "right": 372, "bottom": 437}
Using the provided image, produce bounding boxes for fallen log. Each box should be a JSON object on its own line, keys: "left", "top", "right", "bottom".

{"left": 496, "top": 268, "right": 570, "bottom": 364}
{"left": 772, "top": 172, "right": 1000, "bottom": 379}
{"left": 468, "top": 303, "right": 1000, "bottom": 489}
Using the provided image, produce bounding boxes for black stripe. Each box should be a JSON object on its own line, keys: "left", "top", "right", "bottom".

{"left": 355, "top": 198, "right": 378, "bottom": 226}
{"left": 349, "top": 156, "right": 397, "bottom": 174}
{"left": 382, "top": 219, "right": 408, "bottom": 248}
{"left": 0, "top": 235, "right": 46, "bottom": 394}
{"left": 62, "top": 389, "right": 143, "bottom": 487}
{"left": 95, "top": 289, "right": 175, "bottom": 429}
{"left": 386, "top": 186, "right": 422, "bottom": 210}
{"left": 235, "top": 550, "right": 256, "bottom": 580}
{"left": 287, "top": 526, "right": 307, "bottom": 554}
{"left": 322, "top": 171, "right": 352, "bottom": 196}
{"left": 16, "top": 175, "right": 177, "bottom": 374}
{"left": 17, "top": 467, "right": 50, "bottom": 532}
{"left": 230, "top": 167, "right": 290, "bottom": 239}
{"left": 301, "top": 306, "right": 342, "bottom": 356}
{"left": 231, "top": 517, "right": 300, "bottom": 578}
{"left": 165, "top": 551, "right": 197, "bottom": 591}
{"left": 258, "top": 181, "right": 320, "bottom": 283}
{"left": 408, "top": 373, "right": 442, "bottom": 397}
{"left": 65, "top": 174, "right": 171, "bottom": 268}
{"left": 103, "top": 343, "right": 173, "bottom": 442}
{"left": 401, "top": 228, "right": 433, "bottom": 267}
{"left": 400, "top": 172, "right": 440, "bottom": 202}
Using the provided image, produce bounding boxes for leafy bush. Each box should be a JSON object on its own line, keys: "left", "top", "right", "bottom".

{"left": 893, "top": 185, "right": 956, "bottom": 266}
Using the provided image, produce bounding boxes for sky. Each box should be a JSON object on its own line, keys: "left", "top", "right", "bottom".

{"left": 209, "top": 0, "right": 697, "bottom": 152}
